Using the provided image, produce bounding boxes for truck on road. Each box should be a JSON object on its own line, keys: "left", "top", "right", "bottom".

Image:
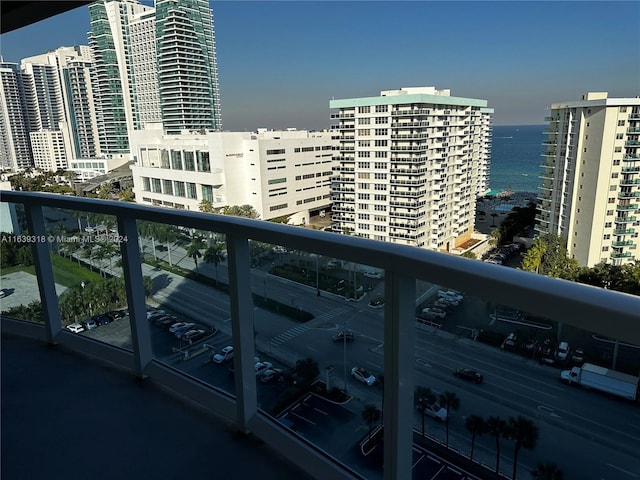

{"left": 560, "top": 363, "right": 639, "bottom": 401}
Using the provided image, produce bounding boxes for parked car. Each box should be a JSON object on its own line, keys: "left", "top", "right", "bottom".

{"left": 0, "top": 289, "right": 7, "bottom": 298}
{"left": 502, "top": 332, "right": 517, "bottom": 349}
{"left": 438, "top": 290, "right": 463, "bottom": 302}
{"left": 259, "top": 368, "right": 283, "bottom": 383}
{"left": 182, "top": 329, "right": 206, "bottom": 344}
{"left": 538, "top": 339, "right": 555, "bottom": 365}
{"left": 66, "top": 323, "right": 85, "bottom": 333}
{"left": 571, "top": 348, "right": 585, "bottom": 364}
{"left": 169, "top": 322, "right": 189, "bottom": 333}
{"left": 108, "top": 310, "right": 127, "bottom": 320}
{"left": 147, "top": 310, "right": 166, "bottom": 320}
{"left": 154, "top": 245, "right": 168, "bottom": 252}
{"left": 439, "top": 297, "right": 460, "bottom": 307}
{"left": 416, "top": 401, "right": 447, "bottom": 422}
{"left": 156, "top": 317, "right": 176, "bottom": 329}
{"left": 212, "top": 346, "right": 234, "bottom": 364}
{"left": 93, "top": 314, "right": 111, "bottom": 326}
{"left": 174, "top": 324, "right": 196, "bottom": 338}
{"left": 333, "top": 331, "right": 354, "bottom": 343}
{"left": 273, "top": 246, "right": 287, "bottom": 254}
{"left": 363, "top": 271, "right": 383, "bottom": 279}
{"left": 255, "top": 361, "right": 273, "bottom": 376}
{"left": 454, "top": 368, "right": 484, "bottom": 384}
{"left": 421, "top": 307, "right": 446, "bottom": 319}
{"left": 80, "top": 319, "right": 97, "bottom": 330}
{"left": 351, "top": 367, "right": 376, "bottom": 386}
{"left": 555, "top": 341, "right": 570, "bottom": 361}
{"left": 326, "top": 260, "right": 339, "bottom": 269}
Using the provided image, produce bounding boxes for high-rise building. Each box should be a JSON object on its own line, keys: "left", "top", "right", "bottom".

{"left": 29, "top": 130, "right": 69, "bottom": 171}
{"left": 88, "top": 0, "right": 221, "bottom": 155}
{"left": 329, "top": 87, "right": 492, "bottom": 252}
{"left": 0, "top": 61, "right": 33, "bottom": 170}
{"left": 88, "top": 0, "right": 155, "bottom": 155}
{"left": 155, "top": 0, "right": 222, "bottom": 134}
{"left": 536, "top": 92, "right": 640, "bottom": 267}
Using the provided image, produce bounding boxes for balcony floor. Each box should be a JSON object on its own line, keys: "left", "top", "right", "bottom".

{"left": 1, "top": 332, "right": 311, "bottom": 480}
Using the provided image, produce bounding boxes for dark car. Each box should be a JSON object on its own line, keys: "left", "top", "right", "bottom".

{"left": 108, "top": 310, "right": 127, "bottom": 320}
{"left": 92, "top": 314, "right": 111, "bottom": 326}
{"left": 155, "top": 245, "right": 168, "bottom": 252}
{"left": 333, "top": 331, "right": 354, "bottom": 343}
{"left": 454, "top": 368, "right": 484, "bottom": 384}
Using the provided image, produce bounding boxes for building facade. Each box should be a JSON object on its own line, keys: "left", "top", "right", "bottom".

{"left": 536, "top": 92, "right": 640, "bottom": 267}
{"left": 130, "top": 127, "right": 334, "bottom": 221}
{"left": 29, "top": 130, "right": 69, "bottom": 171}
{"left": 0, "top": 62, "right": 32, "bottom": 171}
{"left": 329, "top": 87, "right": 492, "bottom": 252}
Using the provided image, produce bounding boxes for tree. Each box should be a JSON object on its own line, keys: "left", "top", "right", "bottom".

{"left": 460, "top": 251, "right": 477, "bottom": 260}
{"left": 203, "top": 244, "right": 225, "bottom": 283}
{"left": 294, "top": 357, "right": 319, "bottom": 386}
{"left": 489, "top": 228, "right": 502, "bottom": 246}
{"left": 521, "top": 237, "right": 547, "bottom": 274}
{"left": 118, "top": 187, "right": 135, "bottom": 202}
{"left": 186, "top": 239, "right": 203, "bottom": 274}
{"left": 465, "top": 415, "right": 487, "bottom": 461}
{"left": 199, "top": 199, "right": 214, "bottom": 213}
{"left": 486, "top": 416, "right": 508, "bottom": 476}
{"left": 414, "top": 386, "right": 436, "bottom": 437}
{"left": 439, "top": 391, "right": 460, "bottom": 446}
{"left": 216, "top": 204, "right": 260, "bottom": 219}
{"left": 361, "top": 404, "right": 381, "bottom": 440}
{"left": 508, "top": 416, "right": 539, "bottom": 480}
{"left": 522, "top": 234, "right": 578, "bottom": 280}
{"left": 531, "top": 462, "right": 563, "bottom": 480}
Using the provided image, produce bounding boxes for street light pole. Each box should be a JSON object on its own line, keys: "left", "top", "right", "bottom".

{"left": 315, "top": 254, "right": 320, "bottom": 296}
{"left": 343, "top": 318, "right": 349, "bottom": 393}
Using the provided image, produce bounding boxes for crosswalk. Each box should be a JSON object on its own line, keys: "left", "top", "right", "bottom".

{"left": 270, "top": 325, "right": 309, "bottom": 347}
{"left": 312, "top": 306, "right": 351, "bottom": 323}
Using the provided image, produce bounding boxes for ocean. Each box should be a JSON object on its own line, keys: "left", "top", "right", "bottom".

{"left": 489, "top": 124, "right": 546, "bottom": 194}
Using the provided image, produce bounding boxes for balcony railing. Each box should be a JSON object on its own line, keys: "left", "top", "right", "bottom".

{"left": 1, "top": 191, "right": 639, "bottom": 480}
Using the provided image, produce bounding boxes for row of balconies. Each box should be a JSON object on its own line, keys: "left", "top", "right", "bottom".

{"left": 618, "top": 191, "right": 640, "bottom": 199}
{"left": 622, "top": 166, "right": 640, "bottom": 173}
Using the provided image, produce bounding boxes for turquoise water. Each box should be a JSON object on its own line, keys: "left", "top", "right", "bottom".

{"left": 490, "top": 125, "right": 545, "bottom": 194}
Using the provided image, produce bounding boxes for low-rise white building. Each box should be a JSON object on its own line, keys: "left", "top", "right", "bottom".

{"left": 68, "top": 155, "right": 131, "bottom": 181}
{"left": 130, "top": 127, "right": 336, "bottom": 221}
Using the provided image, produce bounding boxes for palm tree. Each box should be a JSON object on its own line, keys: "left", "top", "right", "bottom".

{"left": 486, "top": 416, "right": 507, "bottom": 476}
{"left": 414, "top": 386, "right": 436, "bottom": 437}
{"left": 203, "top": 244, "right": 225, "bottom": 284}
{"left": 361, "top": 404, "right": 381, "bottom": 441}
{"left": 465, "top": 415, "right": 487, "bottom": 461}
{"left": 186, "top": 239, "right": 203, "bottom": 273}
{"left": 439, "top": 391, "right": 460, "bottom": 446}
{"left": 530, "top": 462, "right": 563, "bottom": 480}
{"left": 508, "top": 416, "right": 539, "bottom": 480}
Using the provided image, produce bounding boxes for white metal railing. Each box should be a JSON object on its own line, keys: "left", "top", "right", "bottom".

{"left": 1, "top": 191, "right": 640, "bottom": 480}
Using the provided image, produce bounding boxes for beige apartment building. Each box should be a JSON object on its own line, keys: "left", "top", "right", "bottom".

{"left": 536, "top": 92, "right": 640, "bottom": 267}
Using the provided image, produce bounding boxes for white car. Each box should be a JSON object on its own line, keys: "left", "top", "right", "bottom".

{"left": 418, "top": 402, "right": 448, "bottom": 422}
{"left": 174, "top": 323, "right": 196, "bottom": 338}
{"left": 363, "top": 271, "right": 383, "bottom": 279}
{"left": 66, "top": 323, "right": 85, "bottom": 334}
{"left": 212, "top": 346, "right": 234, "bottom": 364}
{"left": 255, "top": 361, "right": 273, "bottom": 376}
{"left": 351, "top": 367, "right": 376, "bottom": 386}
{"left": 273, "top": 246, "right": 287, "bottom": 254}
{"left": 556, "top": 341, "right": 570, "bottom": 360}
{"left": 259, "top": 368, "right": 283, "bottom": 383}
{"left": 438, "top": 290, "right": 463, "bottom": 302}
{"left": 421, "top": 307, "right": 446, "bottom": 319}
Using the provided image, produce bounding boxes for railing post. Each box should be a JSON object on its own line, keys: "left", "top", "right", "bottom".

{"left": 24, "top": 204, "right": 61, "bottom": 343}
{"left": 383, "top": 271, "right": 415, "bottom": 480}
{"left": 118, "top": 216, "right": 152, "bottom": 378}
{"left": 226, "top": 233, "right": 257, "bottom": 433}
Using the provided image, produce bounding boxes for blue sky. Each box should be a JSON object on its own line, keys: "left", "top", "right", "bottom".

{"left": 1, "top": 1, "right": 638, "bottom": 130}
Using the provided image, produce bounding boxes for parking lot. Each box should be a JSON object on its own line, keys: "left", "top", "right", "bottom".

{"left": 412, "top": 446, "right": 481, "bottom": 480}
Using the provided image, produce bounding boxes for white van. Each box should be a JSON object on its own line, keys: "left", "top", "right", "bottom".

{"left": 66, "top": 323, "right": 85, "bottom": 333}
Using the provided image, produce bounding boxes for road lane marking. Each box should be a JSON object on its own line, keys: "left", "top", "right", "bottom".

{"left": 313, "top": 407, "right": 328, "bottom": 415}
{"left": 607, "top": 464, "right": 638, "bottom": 478}
{"left": 306, "top": 346, "right": 318, "bottom": 352}
{"left": 367, "top": 361, "right": 382, "bottom": 369}
{"left": 290, "top": 411, "right": 315, "bottom": 425}
{"left": 537, "top": 405, "right": 561, "bottom": 418}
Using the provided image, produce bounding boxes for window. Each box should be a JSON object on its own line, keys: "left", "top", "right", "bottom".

{"left": 605, "top": 222, "right": 612, "bottom": 228}
{"left": 359, "top": 183, "right": 370, "bottom": 189}
{"left": 270, "top": 203, "right": 288, "bottom": 211}
{"left": 294, "top": 147, "right": 301, "bottom": 153}
{"left": 186, "top": 183, "right": 197, "bottom": 199}
{"left": 142, "top": 177, "right": 150, "bottom": 191}
{"left": 604, "top": 234, "right": 611, "bottom": 240}
{"left": 374, "top": 173, "right": 387, "bottom": 179}
{"left": 358, "top": 151, "right": 370, "bottom": 158}
{"left": 375, "top": 151, "right": 387, "bottom": 158}
{"left": 266, "top": 148, "right": 285, "bottom": 155}
{"left": 608, "top": 197, "right": 615, "bottom": 203}
{"left": 620, "top": 106, "right": 627, "bottom": 113}
{"left": 358, "top": 106, "right": 371, "bottom": 114}
{"left": 358, "top": 172, "right": 370, "bottom": 179}
{"left": 616, "top": 134, "right": 624, "bottom": 140}
{"left": 615, "top": 147, "right": 622, "bottom": 153}
{"left": 301, "top": 146, "right": 314, "bottom": 152}
{"left": 201, "top": 185, "right": 213, "bottom": 202}
{"left": 602, "top": 246, "right": 609, "bottom": 252}
{"left": 610, "top": 185, "right": 617, "bottom": 191}
{"left": 374, "top": 225, "right": 386, "bottom": 232}
{"left": 174, "top": 181, "right": 185, "bottom": 197}
{"left": 358, "top": 118, "right": 370, "bottom": 125}
{"left": 197, "top": 151, "right": 211, "bottom": 172}
{"left": 374, "top": 204, "right": 386, "bottom": 211}
{"left": 358, "top": 193, "right": 370, "bottom": 200}
{"left": 375, "top": 117, "right": 387, "bottom": 124}
{"left": 160, "top": 149, "right": 170, "bottom": 168}
{"left": 374, "top": 215, "right": 385, "bottom": 222}
{"left": 184, "top": 151, "right": 195, "bottom": 171}
{"left": 357, "top": 162, "right": 370, "bottom": 168}
{"left": 618, "top": 120, "right": 625, "bottom": 126}
{"left": 375, "top": 128, "right": 388, "bottom": 136}
{"left": 374, "top": 194, "right": 386, "bottom": 201}
{"left": 358, "top": 140, "right": 370, "bottom": 147}
{"left": 374, "top": 184, "right": 387, "bottom": 191}
{"left": 151, "top": 178, "right": 161, "bottom": 193}
{"left": 357, "top": 129, "right": 370, "bottom": 136}
{"left": 375, "top": 140, "right": 388, "bottom": 147}
{"left": 358, "top": 213, "right": 370, "bottom": 220}
{"left": 171, "top": 151, "right": 182, "bottom": 170}
{"left": 606, "top": 210, "right": 613, "bottom": 216}
{"left": 614, "top": 159, "right": 621, "bottom": 165}
{"left": 375, "top": 105, "right": 388, "bottom": 113}
{"left": 612, "top": 173, "right": 619, "bottom": 179}
{"left": 268, "top": 178, "right": 286, "bottom": 185}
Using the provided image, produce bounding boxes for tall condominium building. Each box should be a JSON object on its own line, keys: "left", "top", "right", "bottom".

{"left": 130, "top": 127, "right": 334, "bottom": 221}
{"left": 329, "top": 87, "right": 492, "bottom": 252}
{"left": 88, "top": 0, "right": 155, "bottom": 155}
{"left": 88, "top": 0, "right": 221, "bottom": 155}
{"left": 156, "top": 0, "right": 222, "bottom": 134}
{"left": 0, "top": 62, "right": 32, "bottom": 170}
{"left": 536, "top": 92, "right": 640, "bottom": 267}
{"left": 29, "top": 130, "right": 69, "bottom": 171}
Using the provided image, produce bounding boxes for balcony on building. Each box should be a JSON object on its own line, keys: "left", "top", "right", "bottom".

{"left": 2, "top": 190, "right": 640, "bottom": 480}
